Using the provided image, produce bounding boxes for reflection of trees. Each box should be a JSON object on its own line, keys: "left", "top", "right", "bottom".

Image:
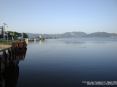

{"left": 0, "top": 48, "right": 27, "bottom": 87}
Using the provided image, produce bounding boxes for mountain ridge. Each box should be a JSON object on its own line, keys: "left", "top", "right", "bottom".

{"left": 27, "top": 32, "right": 117, "bottom": 39}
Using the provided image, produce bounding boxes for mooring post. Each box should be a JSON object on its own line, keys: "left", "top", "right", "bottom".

{"left": 1, "top": 53, "right": 5, "bottom": 73}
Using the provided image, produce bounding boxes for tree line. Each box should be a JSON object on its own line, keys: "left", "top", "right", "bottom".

{"left": 0, "top": 31, "right": 28, "bottom": 40}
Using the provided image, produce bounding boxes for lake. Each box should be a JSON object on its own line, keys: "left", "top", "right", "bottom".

{"left": 2, "top": 38, "right": 117, "bottom": 87}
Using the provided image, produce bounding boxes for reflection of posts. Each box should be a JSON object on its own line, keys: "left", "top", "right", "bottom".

{"left": 3, "top": 62, "right": 19, "bottom": 87}
{"left": 0, "top": 55, "right": 19, "bottom": 87}
{"left": 0, "top": 55, "right": 5, "bottom": 73}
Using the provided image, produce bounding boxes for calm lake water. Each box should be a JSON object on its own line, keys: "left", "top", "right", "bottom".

{"left": 5, "top": 38, "right": 117, "bottom": 87}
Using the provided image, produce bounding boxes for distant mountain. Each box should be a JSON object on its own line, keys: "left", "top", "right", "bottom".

{"left": 61, "top": 32, "right": 117, "bottom": 38}
{"left": 61, "top": 32, "right": 87, "bottom": 38}
{"left": 87, "top": 32, "right": 111, "bottom": 37}
{"left": 27, "top": 32, "right": 117, "bottom": 39}
{"left": 87, "top": 32, "right": 117, "bottom": 38}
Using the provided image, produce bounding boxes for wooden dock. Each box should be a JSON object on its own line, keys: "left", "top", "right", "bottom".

{"left": 0, "top": 43, "right": 27, "bottom": 87}
{"left": 0, "top": 41, "right": 27, "bottom": 73}
{"left": 0, "top": 44, "right": 11, "bottom": 49}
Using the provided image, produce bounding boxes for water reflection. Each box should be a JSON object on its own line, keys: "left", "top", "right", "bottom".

{"left": 20, "top": 39, "right": 117, "bottom": 87}
{"left": 0, "top": 48, "right": 27, "bottom": 87}
{"left": 38, "top": 39, "right": 45, "bottom": 45}
{"left": 59, "top": 38, "right": 117, "bottom": 45}
{"left": 1, "top": 39, "right": 116, "bottom": 87}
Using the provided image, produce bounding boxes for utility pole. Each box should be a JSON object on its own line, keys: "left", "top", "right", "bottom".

{"left": 0, "top": 26, "right": 3, "bottom": 38}
{"left": 3, "top": 23, "right": 7, "bottom": 39}
{"left": 6, "top": 25, "right": 8, "bottom": 41}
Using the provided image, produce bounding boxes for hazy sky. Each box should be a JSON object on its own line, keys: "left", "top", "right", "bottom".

{"left": 0, "top": 0, "right": 117, "bottom": 34}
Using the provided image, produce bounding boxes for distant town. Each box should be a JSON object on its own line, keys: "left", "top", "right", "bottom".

{"left": 0, "top": 23, "right": 28, "bottom": 41}
{"left": 28, "top": 32, "right": 117, "bottom": 40}
{"left": 0, "top": 23, "right": 117, "bottom": 42}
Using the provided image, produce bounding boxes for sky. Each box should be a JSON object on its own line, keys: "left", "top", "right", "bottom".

{"left": 0, "top": 0, "right": 117, "bottom": 34}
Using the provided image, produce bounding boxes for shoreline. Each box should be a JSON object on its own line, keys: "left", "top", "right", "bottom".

{"left": 0, "top": 44, "right": 11, "bottom": 50}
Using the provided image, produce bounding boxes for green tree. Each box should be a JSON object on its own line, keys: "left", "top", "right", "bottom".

{"left": 23, "top": 33, "right": 28, "bottom": 38}
{"left": 7, "top": 31, "right": 28, "bottom": 40}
